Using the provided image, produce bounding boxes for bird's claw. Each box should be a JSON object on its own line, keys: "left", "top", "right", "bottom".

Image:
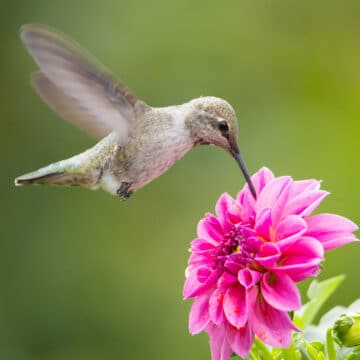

{"left": 117, "top": 182, "right": 133, "bottom": 200}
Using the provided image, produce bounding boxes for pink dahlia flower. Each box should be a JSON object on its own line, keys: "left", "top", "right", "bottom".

{"left": 184, "top": 167, "right": 358, "bottom": 360}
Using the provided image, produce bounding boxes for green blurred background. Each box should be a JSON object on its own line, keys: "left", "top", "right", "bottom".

{"left": 1, "top": 1, "right": 360, "bottom": 359}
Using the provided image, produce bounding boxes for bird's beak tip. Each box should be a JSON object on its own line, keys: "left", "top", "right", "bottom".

{"left": 231, "top": 150, "right": 257, "bottom": 200}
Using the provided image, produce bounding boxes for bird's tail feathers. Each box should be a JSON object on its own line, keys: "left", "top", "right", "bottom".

{"left": 15, "top": 159, "right": 99, "bottom": 188}
{"left": 15, "top": 133, "right": 118, "bottom": 189}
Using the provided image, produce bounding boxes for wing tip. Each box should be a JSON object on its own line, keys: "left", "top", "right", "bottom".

{"left": 20, "top": 23, "right": 60, "bottom": 45}
{"left": 20, "top": 23, "right": 42, "bottom": 41}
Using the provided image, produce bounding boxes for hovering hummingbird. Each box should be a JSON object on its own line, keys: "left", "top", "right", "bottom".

{"left": 15, "top": 24, "right": 256, "bottom": 200}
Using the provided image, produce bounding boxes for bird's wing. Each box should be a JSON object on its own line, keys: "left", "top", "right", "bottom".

{"left": 20, "top": 24, "right": 149, "bottom": 144}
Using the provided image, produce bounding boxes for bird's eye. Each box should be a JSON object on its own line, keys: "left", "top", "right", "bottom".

{"left": 218, "top": 121, "right": 229, "bottom": 136}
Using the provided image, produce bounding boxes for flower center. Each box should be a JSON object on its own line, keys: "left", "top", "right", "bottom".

{"left": 216, "top": 224, "right": 263, "bottom": 273}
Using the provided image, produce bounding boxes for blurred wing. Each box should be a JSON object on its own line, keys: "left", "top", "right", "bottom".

{"left": 32, "top": 72, "right": 118, "bottom": 139}
{"left": 21, "top": 24, "right": 148, "bottom": 143}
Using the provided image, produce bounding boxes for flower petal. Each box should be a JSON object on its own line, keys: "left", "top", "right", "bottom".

{"left": 224, "top": 259, "right": 243, "bottom": 274}
{"left": 305, "top": 213, "right": 358, "bottom": 251}
{"left": 307, "top": 213, "right": 358, "bottom": 234}
{"left": 261, "top": 272, "right": 301, "bottom": 311}
{"left": 217, "top": 272, "right": 238, "bottom": 290}
{"left": 315, "top": 233, "right": 358, "bottom": 251}
{"left": 189, "top": 293, "right": 210, "bottom": 334}
{"left": 255, "top": 208, "right": 272, "bottom": 240}
{"left": 237, "top": 167, "right": 275, "bottom": 223}
{"left": 238, "top": 268, "right": 262, "bottom": 289}
{"left": 209, "top": 288, "right": 225, "bottom": 325}
{"left": 188, "top": 252, "right": 214, "bottom": 267}
{"left": 276, "top": 263, "right": 320, "bottom": 282}
{"left": 275, "top": 236, "right": 324, "bottom": 281}
{"left": 256, "top": 177, "right": 292, "bottom": 217}
{"left": 249, "top": 288, "right": 298, "bottom": 348}
{"left": 254, "top": 242, "right": 281, "bottom": 269}
{"left": 183, "top": 266, "right": 221, "bottom": 298}
{"left": 251, "top": 167, "right": 275, "bottom": 190}
{"left": 290, "top": 179, "right": 321, "bottom": 195}
{"left": 197, "top": 214, "right": 224, "bottom": 244}
{"left": 283, "top": 190, "right": 329, "bottom": 217}
{"left": 191, "top": 238, "right": 216, "bottom": 253}
{"left": 207, "top": 323, "right": 232, "bottom": 360}
{"left": 227, "top": 323, "right": 254, "bottom": 358}
{"left": 223, "top": 285, "right": 247, "bottom": 329}
{"left": 275, "top": 215, "right": 307, "bottom": 251}
{"left": 256, "top": 176, "right": 298, "bottom": 227}
{"left": 283, "top": 236, "right": 324, "bottom": 259}
{"left": 215, "top": 193, "right": 241, "bottom": 226}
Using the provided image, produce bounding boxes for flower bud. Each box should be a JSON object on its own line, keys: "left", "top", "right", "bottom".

{"left": 333, "top": 313, "right": 360, "bottom": 347}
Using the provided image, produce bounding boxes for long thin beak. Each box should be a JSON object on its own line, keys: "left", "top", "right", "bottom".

{"left": 231, "top": 150, "right": 257, "bottom": 199}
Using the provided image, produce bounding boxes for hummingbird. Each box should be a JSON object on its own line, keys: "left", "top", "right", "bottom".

{"left": 15, "top": 24, "right": 256, "bottom": 200}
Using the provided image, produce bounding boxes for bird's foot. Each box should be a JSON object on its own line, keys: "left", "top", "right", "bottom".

{"left": 117, "top": 182, "right": 133, "bottom": 200}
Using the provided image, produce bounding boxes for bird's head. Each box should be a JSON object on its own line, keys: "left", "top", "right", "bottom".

{"left": 187, "top": 96, "right": 256, "bottom": 198}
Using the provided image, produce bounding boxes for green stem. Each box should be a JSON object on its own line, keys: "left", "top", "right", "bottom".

{"left": 248, "top": 353, "right": 258, "bottom": 360}
{"left": 326, "top": 328, "right": 337, "bottom": 360}
{"left": 282, "top": 338, "right": 298, "bottom": 360}
{"left": 253, "top": 337, "right": 273, "bottom": 360}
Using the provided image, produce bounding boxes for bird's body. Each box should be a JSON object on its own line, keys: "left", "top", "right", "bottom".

{"left": 110, "top": 105, "right": 194, "bottom": 193}
{"left": 15, "top": 24, "right": 256, "bottom": 199}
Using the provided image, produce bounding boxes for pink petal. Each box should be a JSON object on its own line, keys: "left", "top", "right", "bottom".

{"left": 306, "top": 213, "right": 358, "bottom": 234}
{"left": 290, "top": 179, "right": 321, "bottom": 195}
{"left": 188, "top": 252, "right": 215, "bottom": 267}
{"left": 306, "top": 213, "right": 358, "bottom": 250}
{"left": 197, "top": 214, "right": 224, "bottom": 244}
{"left": 217, "top": 272, "right": 238, "bottom": 290}
{"left": 275, "top": 215, "right": 307, "bottom": 251}
{"left": 237, "top": 191, "right": 255, "bottom": 224}
{"left": 254, "top": 167, "right": 275, "bottom": 190}
{"left": 209, "top": 288, "right": 225, "bottom": 325}
{"left": 238, "top": 268, "right": 262, "bottom": 289}
{"left": 283, "top": 190, "right": 329, "bottom": 218}
{"left": 283, "top": 236, "right": 324, "bottom": 259}
{"left": 224, "top": 259, "right": 243, "bottom": 274}
{"left": 275, "top": 262, "right": 320, "bottom": 282}
{"left": 316, "top": 233, "right": 358, "bottom": 251}
{"left": 256, "top": 177, "right": 292, "bottom": 216}
{"left": 207, "top": 323, "right": 232, "bottom": 360}
{"left": 275, "top": 236, "right": 324, "bottom": 281}
{"left": 237, "top": 167, "right": 275, "bottom": 223}
{"left": 254, "top": 242, "right": 281, "bottom": 269}
{"left": 223, "top": 285, "right": 247, "bottom": 329}
{"left": 227, "top": 323, "right": 254, "bottom": 358}
{"left": 189, "top": 293, "right": 211, "bottom": 334}
{"left": 256, "top": 176, "right": 296, "bottom": 227}
{"left": 270, "top": 179, "right": 293, "bottom": 227}
{"left": 183, "top": 266, "right": 221, "bottom": 298}
{"left": 249, "top": 288, "right": 298, "bottom": 348}
{"left": 191, "top": 238, "right": 216, "bottom": 253}
{"left": 215, "top": 193, "right": 241, "bottom": 226}
{"left": 255, "top": 208, "right": 272, "bottom": 240}
{"left": 261, "top": 272, "right": 301, "bottom": 311}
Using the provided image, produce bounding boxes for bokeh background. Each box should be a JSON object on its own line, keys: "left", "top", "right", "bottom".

{"left": 1, "top": 1, "right": 360, "bottom": 359}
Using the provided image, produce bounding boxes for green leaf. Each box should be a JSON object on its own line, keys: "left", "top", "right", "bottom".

{"left": 271, "top": 349, "right": 283, "bottom": 360}
{"left": 326, "top": 328, "right": 338, "bottom": 360}
{"left": 294, "top": 275, "right": 345, "bottom": 328}
{"left": 253, "top": 337, "right": 274, "bottom": 360}
{"left": 344, "top": 347, "right": 360, "bottom": 360}
{"left": 310, "top": 341, "right": 325, "bottom": 354}
{"left": 297, "top": 339, "right": 326, "bottom": 360}
{"left": 281, "top": 336, "right": 300, "bottom": 360}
